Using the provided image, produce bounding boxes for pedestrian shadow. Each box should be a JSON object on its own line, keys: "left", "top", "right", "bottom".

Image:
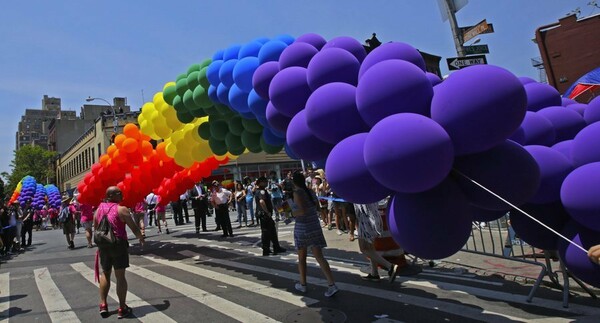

{"left": 0, "top": 306, "right": 32, "bottom": 319}
{"left": 0, "top": 294, "right": 27, "bottom": 303}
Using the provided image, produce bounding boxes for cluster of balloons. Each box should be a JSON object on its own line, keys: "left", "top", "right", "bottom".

{"left": 16, "top": 176, "right": 37, "bottom": 207}
{"left": 45, "top": 184, "right": 61, "bottom": 209}
{"left": 31, "top": 184, "right": 47, "bottom": 210}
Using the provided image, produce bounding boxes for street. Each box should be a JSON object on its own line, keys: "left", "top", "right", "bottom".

{"left": 1, "top": 211, "right": 599, "bottom": 322}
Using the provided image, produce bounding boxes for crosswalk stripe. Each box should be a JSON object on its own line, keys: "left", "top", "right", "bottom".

{"left": 70, "top": 263, "right": 176, "bottom": 323}
{"left": 0, "top": 272, "right": 9, "bottom": 322}
{"left": 143, "top": 254, "right": 319, "bottom": 307}
{"left": 128, "top": 265, "right": 279, "bottom": 323}
{"left": 33, "top": 268, "right": 81, "bottom": 323}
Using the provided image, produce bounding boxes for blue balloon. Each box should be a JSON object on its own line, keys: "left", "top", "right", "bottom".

{"left": 223, "top": 44, "right": 242, "bottom": 61}
{"left": 252, "top": 37, "right": 270, "bottom": 44}
{"left": 258, "top": 40, "right": 288, "bottom": 64}
{"left": 217, "top": 83, "right": 231, "bottom": 106}
{"left": 238, "top": 41, "right": 263, "bottom": 59}
{"left": 233, "top": 57, "right": 260, "bottom": 92}
{"left": 228, "top": 84, "right": 251, "bottom": 113}
{"left": 207, "top": 60, "right": 223, "bottom": 87}
{"left": 285, "top": 143, "right": 300, "bottom": 160}
{"left": 256, "top": 115, "right": 270, "bottom": 127}
{"left": 208, "top": 84, "right": 220, "bottom": 104}
{"left": 275, "top": 34, "right": 295, "bottom": 45}
{"left": 240, "top": 111, "right": 256, "bottom": 119}
{"left": 219, "top": 59, "right": 238, "bottom": 87}
{"left": 212, "top": 49, "right": 225, "bottom": 61}
{"left": 248, "top": 90, "right": 268, "bottom": 118}
{"left": 263, "top": 127, "right": 286, "bottom": 146}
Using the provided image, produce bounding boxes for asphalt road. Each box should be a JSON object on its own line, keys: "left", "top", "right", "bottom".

{"left": 1, "top": 211, "right": 599, "bottom": 322}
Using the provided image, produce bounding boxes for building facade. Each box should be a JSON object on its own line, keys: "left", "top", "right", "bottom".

{"left": 16, "top": 95, "right": 76, "bottom": 150}
{"left": 535, "top": 13, "right": 600, "bottom": 100}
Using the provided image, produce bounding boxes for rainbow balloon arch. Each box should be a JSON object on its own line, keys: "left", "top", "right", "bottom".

{"left": 70, "top": 33, "right": 600, "bottom": 288}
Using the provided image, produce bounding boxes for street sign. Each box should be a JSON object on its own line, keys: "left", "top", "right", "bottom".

{"left": 446, "top": 55, "right": 487, "bottom": 70}
{"left": 461, "top": 19, "right": 494, "bottom": 43}
{"left": 459, "top": 23, "right": 494, "bottom": 37}
{"left": 464, "top": 44, "right": 489, "bottom": 55}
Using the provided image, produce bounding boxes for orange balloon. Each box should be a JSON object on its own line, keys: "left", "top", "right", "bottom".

{"left": 140, "top": 141, "right": 153, "bottom": 156}
{"left": 107, "top": 145, "right": 117, "bottom": 157}
{"left": 114, "top": 134, "right": 127, "bottom": 148}
{"left": 122, "top": 138, "right": 139, "bottom": 153}
{"left": 123, "top": 123, "right": 140, "bottom": 140}
{"left": 99, "top": 154, "right": 111, "bottom": 167}
{"left": 113, "top": 149, "right": 128, "bottom": 164}
{"left": 140, "top": 133, "right": 151, "bottom": 141}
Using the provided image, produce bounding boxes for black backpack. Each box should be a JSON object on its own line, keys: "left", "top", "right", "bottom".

{"left": 94, "top": 206, "right": 121, "bottom": 248}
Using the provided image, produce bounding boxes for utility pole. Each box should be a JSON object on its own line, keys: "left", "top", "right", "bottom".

{"left": 445, "top": 0, "right": 466, "bottom": 57}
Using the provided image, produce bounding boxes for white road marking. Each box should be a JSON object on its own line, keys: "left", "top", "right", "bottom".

{"left": 33, "top": 268, "right": 80, "bottom": 323}
{"left": 0, "top": 272, "right": 10, "bottom": 322}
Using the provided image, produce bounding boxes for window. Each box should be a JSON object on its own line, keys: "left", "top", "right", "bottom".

{"left": 98, "top": 143, "right": 102, "bottom": 158}
{"left": 91, "top": 147, "right": 95, "bottom": 163}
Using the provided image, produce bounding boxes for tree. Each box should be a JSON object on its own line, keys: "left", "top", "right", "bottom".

{"left": 6, "top": 145, "right": 56, "bottom": 195}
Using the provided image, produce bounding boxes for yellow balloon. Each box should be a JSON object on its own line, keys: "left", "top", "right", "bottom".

{"left": 165, "top": 141, "right": 177, "bottom": 158}
{"left": 174, "top": 149, "right": 194, "bottom": 168}
{"left": 153, "top": 92, "right": 165, "bottom": 107}
{"left": 141, "top": 102, "right": 155, "bottom": 119}
{"left": 170, "top": 129, "right": 184, "bottom": 143}
{"left": 163, "top": 82, "right": 176, "bottom": 91}
{"left": 154, "top": 121, "right": 172, "bottom": 139}
{"left": 163, "top": 106, "right": 184, "bottom": 131}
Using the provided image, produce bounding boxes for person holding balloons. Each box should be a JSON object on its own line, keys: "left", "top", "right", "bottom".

{"left": 589, "top": 245, "right": 600, "bottom": 265}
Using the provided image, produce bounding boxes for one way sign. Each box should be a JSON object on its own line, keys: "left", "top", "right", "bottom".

{"left": 446, "top": 55, "right": 488, "bottom": 70}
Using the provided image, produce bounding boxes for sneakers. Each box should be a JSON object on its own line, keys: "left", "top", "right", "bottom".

{"left": 336, "top": 230, "right": 343, "bottom": 235}
{"left": 273, "top": 247, "right": 287, "bottom": 254}
{"left": 117, "top": 305, "right": 132, "bottom": 319}
{"left": 294, "top": 282, "right": 307, "bottom": 293}
{"left": 68, "top": 241, "right": 75, "bottom": 250}
{"left": 324, "top": 284, "right": 339, "bottom": 297}
{"left": 388, "top": 264, "right": 399, "bottom": 284}
{"left": 166, "top": 228, "right": 170, "bottom": 234}
{"left": 361, "top": 274, "right": 381, "bottom": 282}
{"left": 99, "top": 303, "right": 109, "bottom": 318}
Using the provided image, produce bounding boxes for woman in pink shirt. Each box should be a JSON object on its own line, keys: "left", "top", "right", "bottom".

{"left": 132, "top": 201, "right": 146, "bottom": 238}
{"left": 154, "top": 196, "right": 169, "bottom": 234}
{"left": 79, "top": 202, "right": 95, "bottom": 248}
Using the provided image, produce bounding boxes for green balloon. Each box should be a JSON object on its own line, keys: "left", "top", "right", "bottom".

{"left": 187, "top": 64, "right": 201, "bottom": 75}
{"left": 177, "top": 110, "right": 195, "bottom": 124}
{"left": 225, "top": 133, "right": 244, "bottom": 151}
{"left": 163, "top": 85, "right": 177, "bottom": 106}
{"left": 189, "top": 105, "right": 207, "bottom": 118}
{"left": 228, "top": 116, "right": 244, "bottom": 136}
{"left": 241, "top": 130, "right": 261, "bottom": 151}
{"left": 203, "top": 104, "right": 219, "bottom": 115}
{"left": 198, "top": 67, "right": 210, "bottom": 89}
{"left": 187, "top": 71, "right": 200, "bottom": 90}
{"left": 198, "top": 122, "right": 211, "bottom": 140}
{"left": 242, "top": 117, "right": 263, "bottom": 134}
{"left": 176, "top": 73, "right": 187, "bottom": 82}
{"left": 183, "top": 89, "right": 198, "bottom": 112}
{"left": 229, "top": 144, "right": 246, "bottom": 156}
{"left": 210, "top": 119, "right": 229, "bottom": 141}
{"left": 192, "top": 86, "right": 212, "bottom": 109}
{"left": 209, "top": 137, "right": 228, "bottom": 156}
{"left": 260, "top": 137, "right": 283, "bottom": 154}
{"left": 199, "top": 58, "right": 212, "bottom": 69}
{"left": 172, "top": 95, "right": 185, "bottom": 112}
{"left": 175, "top": 78, "right": 189, "bottom": 97}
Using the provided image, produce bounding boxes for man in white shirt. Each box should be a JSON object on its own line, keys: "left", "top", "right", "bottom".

{"left": 210, "top": 181, "right": 233, "bottom": 238}
{"left": 145, "top": 193, "right": 158, "bottom": 227}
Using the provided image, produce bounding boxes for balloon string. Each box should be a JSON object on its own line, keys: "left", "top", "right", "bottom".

{"left": 452, "top": 169, "right": 588, "bottom": 254}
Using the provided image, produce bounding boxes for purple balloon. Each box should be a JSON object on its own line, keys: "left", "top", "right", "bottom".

{"left": 431, "top": 65, "right": 527, "bottom": 155}
{"left": 583, "top": 96, "right": 600, "bottom": 125}
{"left": 325, "top": 133, "right": 391, "bottom": 203}
{"left": 511, "top": 111, "right": 556, "bottom": 146}
{"left": 286, "top": 110, "right": 334, "bottom": 161}
{"left": 524, "top": 82, "right": 561, "bottom": 112}
{"left": 388, "top": 178, "right": 472, "bottom": 259}
{"left": 322, "top": 36, "right": 366, "bottom": 62}
{"left": 568, "top": 103, "right": 587, "bottom": 116}
{"left": 572, "top": 122, "right": 600, "bottom": 167}
{"left": 454, "top": 140, "right": 541, "bottom": 211}
{"left": 295, "top": 33, "right": 327, "bottom": 50}
{"left": 561, "top": 162, "right": 600, "bottom": 231}
{"left": 356, "top": 60, "right": 433, "bottom": 127}
{"left": 278, "top": 42, "right": 318, "bottom": 69}
{"left": 537, "top": 106, "right": 586, "bottom": 142}
{"left": 558, "top": 221, "right": 600, "bottom": 288}
{"left": 252, "top": 61, "right": 279, "bottom": 100}
{"left": 306, "top": 48, "right": 359, "bottom": 91}
{"left": 426, "top": 72, "right": 442, "bottom": 87}
{"left": 561, "top": 97, "right": 578, "bottom": 107}
{"left": 469, "top": 205, "right": 507, "bottom": 222}
{"left": 218, "top": 59, "right": 238, "bottom": 87}
{"left": 524, "top": 145, "right": 572, "bottom": 204}
{"left": 551, "top": 140, "right": 573, "bottom": 161}
{"left": 364, "top": 113, "right": 454, "bottom": 193}
{"left": 305, "top": 83, "right": 369, "bottom": 144}
{"left": 257, "top": 40, "right": 288, "bottom": 64}
{"left": 359, "top": 42, "right": 426, "bottom": 79}
{"left": 266, "top": 101, "right": 292, "bottom": 134}
{"left": 269, "top": 66, "right": 312, "bottom": 118}
{"left": 518, "top": 77, "right": 537, "bottom": 85}
{"left": 511, "top": 202, "right": 570, "bottom": 250}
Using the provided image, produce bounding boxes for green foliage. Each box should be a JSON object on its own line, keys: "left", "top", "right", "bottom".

{"left": 6, "top": 145, "right": 56, "bottom": 194}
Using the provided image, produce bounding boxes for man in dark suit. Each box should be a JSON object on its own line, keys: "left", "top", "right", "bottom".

{"left": 189, "top": 181, "right": 209, "bottom": 234}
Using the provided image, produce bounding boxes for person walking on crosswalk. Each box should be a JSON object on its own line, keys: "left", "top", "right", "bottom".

{"left": 94, "top": 186, "right": 145, "bottom": 319}
{"left": 290, "top": 172, "right": 339, "bottom": 297}
{"left": 255, "top": 176, "right": 287, "bottom": 256}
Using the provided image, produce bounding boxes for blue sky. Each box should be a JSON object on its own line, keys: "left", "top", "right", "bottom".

{"left": 0, "top": 0, "right": 594, "bottom": 176}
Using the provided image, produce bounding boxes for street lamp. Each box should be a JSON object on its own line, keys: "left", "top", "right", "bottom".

{"left": 86, "top": 97, "right": 118, "bottom": 134}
